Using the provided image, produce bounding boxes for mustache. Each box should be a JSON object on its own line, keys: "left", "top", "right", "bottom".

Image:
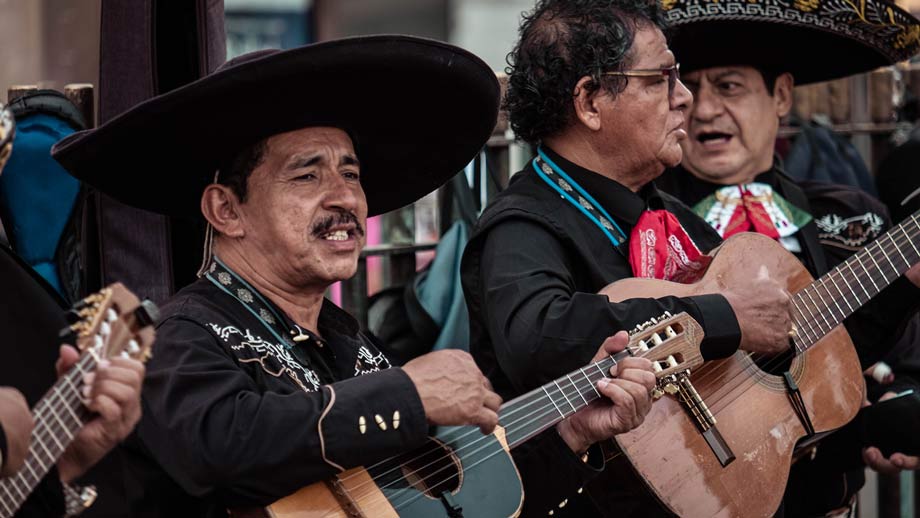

{"left": 311, "top": 211, "right": 365, "bottom": 237}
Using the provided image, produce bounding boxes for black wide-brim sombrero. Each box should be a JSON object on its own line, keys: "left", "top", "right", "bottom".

{"left": 52, "top": 35, "right": 499, "bottom": 218}
{"left": 666, "top": 0, "right": 920, "bottom": 85}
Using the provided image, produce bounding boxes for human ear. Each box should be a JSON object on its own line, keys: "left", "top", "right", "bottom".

{"left": 773, "top": 73, "right": 794, "bottom": 118}
{"left": 201, "top": 184, "right": 245, "bottom": 238}
{"left": 572, "top": 76, "right": 605, "bottom": 131}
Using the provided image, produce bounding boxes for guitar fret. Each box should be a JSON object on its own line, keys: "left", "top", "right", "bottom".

{"left": 845, "top": 261, "right": 870, "bottom": 301}
{"left": 43, "top": 403, "right": 71, "bottom": 447}
{"left": 791, "top": 298, "right": 818, "bottom": 346}
{"left": 56, "top": 377, "right": 83, "bottom": 425}
{"left": 865, "top": 244, "right": 890, "bottom": 285}
{"left": 828, "top": 274, "right": 856, "bottom": 311}
{"left": 901, "top": 225, "right": 920, "bottom": 258}
{"left": 803, "top": 288, "right": 833, "bottom": 332}
{"left": 853, "top": 255, "right": 878, "bottom": 294}
{"left": 552, "top": 379, "right": 578, "bottom": 414}
{"left": 542, "top": 386, "right": 565, "bottom": 419}
{"left": 5, "top": 475, "right": 28, "bottom": 502}
{"left": 33, "top": 426, "right": 59, "bottom": 467}
{"left": 0, "top": 487, "right": 15, "bottom": 515}
{"left": 818, "top": 280, "right": 847, "bottom": 320}
{"left": 875, "top": 241, "right": 899, "bottom": 279}
{"left": 580, "top": 368, "right": 601, "bottom": 398}
{"left": 888, "top": 233, "right": 910, "bottom": 266}
{"left": 567, "top": 373, "right": 590, "bottom": 406}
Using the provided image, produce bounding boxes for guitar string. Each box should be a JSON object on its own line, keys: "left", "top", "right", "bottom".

{"left": 378, "top": 214, "right": 920, "bottom": 510}
{"left": 0, "top": 348, "right": 96, "bottom": 510}
{"left": 367, "top": 368, "right": 635, "bottom": 513}
{"left": 340, "top": 218, "right": 918, "bottom": 506}
{"left": 336, "top": 352, "right": 625, "bottom": 495}
{"left": 668, "top": 217, "right": 919, "bottom": 405}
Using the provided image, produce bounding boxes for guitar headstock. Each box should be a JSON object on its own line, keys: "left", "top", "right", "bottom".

{"left": 627, "top": 312, "right": 704, "bottom": 380}
{"left": 64, "top": 282, "right": 159, "bottom": 363}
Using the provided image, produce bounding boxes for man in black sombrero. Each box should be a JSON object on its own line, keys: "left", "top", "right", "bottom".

{"left": 52, "top": 36, "right": 657, "bottom": 517}
{"left": 655, "top": 0, "right": 920, "bottom": 514}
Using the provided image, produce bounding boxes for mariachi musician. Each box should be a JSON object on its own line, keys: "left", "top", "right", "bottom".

{"left": 656, "top": 0, "right": 920, "bottom": 513}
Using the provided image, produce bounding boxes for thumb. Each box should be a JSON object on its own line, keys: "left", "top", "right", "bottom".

{"left": 593, "top": 331, "right": 629, "bottom": 362}
{"left": 55, "top": 344, "right": 81, "bottom": 378}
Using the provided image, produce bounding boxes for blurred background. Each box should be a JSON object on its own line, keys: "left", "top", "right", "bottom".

{"left": 1, "top": 1, "right": 919, "bottom": 516}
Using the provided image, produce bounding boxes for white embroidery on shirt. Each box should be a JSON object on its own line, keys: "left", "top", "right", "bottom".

{"left": 208, "top": 323, "right": 322, "bottom": 393}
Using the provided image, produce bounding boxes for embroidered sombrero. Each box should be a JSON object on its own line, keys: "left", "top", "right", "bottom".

{"left": 51, "top": 35, "right": 500, "bottom": 217}
{"left": 665, "top": 0, "right": 920, "bottom": 85}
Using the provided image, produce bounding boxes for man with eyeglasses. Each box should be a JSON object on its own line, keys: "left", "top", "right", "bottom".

{"left": 459, "top": 0, "right": 796, "bottom": 516}
{"left": 653, "top": 1, "right": 920, "bottom": 515}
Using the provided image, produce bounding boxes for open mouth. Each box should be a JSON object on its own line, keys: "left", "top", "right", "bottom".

{"left": 321, "top": 229, "right": 352, "bottom": 241}
{"left": 696, "top": 131, "right": 732, "bottom": 145}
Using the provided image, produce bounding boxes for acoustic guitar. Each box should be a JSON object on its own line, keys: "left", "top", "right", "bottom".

{"left": 600, "top": 214, "right": 920, "bottom": 517}
{"left": 235, "top": 312, "right": 706, "bottom": 518}
{"left": 0, "top": 283, "right": 158, "bottom": 518}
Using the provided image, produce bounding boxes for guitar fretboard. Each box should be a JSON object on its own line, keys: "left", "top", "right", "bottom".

{"left": 790, "top": 212, "right": 920, "bottom": 352}
{"left": 499, "top": 351, "right": 629, "bottom": 449}
{"left": 0, "top": 353, "right": 96, "bottom": 517}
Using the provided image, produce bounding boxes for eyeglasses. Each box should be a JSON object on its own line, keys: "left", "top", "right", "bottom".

{"left": 603, "top": 63, "right": 680, "bottom": 97}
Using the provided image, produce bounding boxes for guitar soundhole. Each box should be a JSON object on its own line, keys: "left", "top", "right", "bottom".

{"left": 400, "top": 438, "right": 462, "bottom": 498}
{"left": 751, "top": 346, "right": 796, "bottom": 375}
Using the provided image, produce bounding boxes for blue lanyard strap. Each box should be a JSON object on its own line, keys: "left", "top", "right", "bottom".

{"left": 532, "top": 147, "right": 629, "bottom": 247}
{"left": 204, "top": 257, "right": 297, "bottom": 349}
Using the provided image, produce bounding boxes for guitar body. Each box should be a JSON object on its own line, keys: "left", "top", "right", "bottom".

{"left": 253, "top": 426, "right": 523, "bottom": 518}
{"left": 601, "top": 233, "right": 865, "bottom": 517}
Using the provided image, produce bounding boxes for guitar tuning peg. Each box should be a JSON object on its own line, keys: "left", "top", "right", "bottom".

{"left": 664, "top": 383, "right": 680, "bottom": 395}
{"left": 105, "top": 309, "right": 118, "bottom": 323}
{"left": 665, "top": 326, "right": 677, "bottom": 338}
{"left": 651, "top": 333, "right": 663, "bottom": 345}
{"left": 100, "top": 322, "right": 111, "bottom": 337}
{"left": 93, "top": 335, "right": 104, "bottom": 349}
{"left": 651, "top": 387, "right": 665, "bottom": 400}
{"left": 638, "top": 339, "right": 649, "bottom": 352}
{"left": 667, "top": 355, "right": 679, "bottom": 368}
{"left": 127, "top": 340, "right": 140, "bottom": 355}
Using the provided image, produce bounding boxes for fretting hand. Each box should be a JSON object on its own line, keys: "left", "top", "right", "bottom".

{"left": 556, "top": 331, "right": 656, "bottom": 454}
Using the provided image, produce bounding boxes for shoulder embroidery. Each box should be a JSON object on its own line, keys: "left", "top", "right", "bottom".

{"left": 208, "top": 323, "right": 322, "bottom": 393}
{"left": 355, "top": 345, "right": 390, "bottom": 376}
{"left": 815, "top": 212, "right": 884, "bottom": 248}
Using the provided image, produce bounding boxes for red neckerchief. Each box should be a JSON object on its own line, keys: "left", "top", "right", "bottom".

{"left": 629, "top": 209, "right": 711, "bottom": 283}
{"left": 722, "top": 185, "right": 781, "bottom": 239}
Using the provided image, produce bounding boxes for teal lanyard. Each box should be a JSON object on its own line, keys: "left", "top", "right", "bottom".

{"left": 532, "top": 147, "right": 629, "bottom": 247}
{"left": 204, "top": 257, "right": 296, "bottom": 350}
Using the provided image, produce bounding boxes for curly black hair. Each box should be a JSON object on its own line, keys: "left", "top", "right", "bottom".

{"left": 505, "top": 0, "right": 667, "bottom": 144}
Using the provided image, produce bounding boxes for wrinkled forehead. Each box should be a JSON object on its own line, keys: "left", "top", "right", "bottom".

{"left": 263, "top": 126, "right": 359, "bottom": 162}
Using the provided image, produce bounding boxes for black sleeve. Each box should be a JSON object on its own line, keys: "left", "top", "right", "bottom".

{"left": 513, "top": 429, "right": 604, "bottom": 517}
{"left": 12, "top": 466, "right": 65, "bottom": 518}
{"left": 478, "top": 219, "right": 740, "bottom": 394}
{"left": 136, "top": 316, "right": 429, "bottom": 508}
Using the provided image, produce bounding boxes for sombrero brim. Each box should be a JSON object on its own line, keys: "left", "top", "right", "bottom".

{"left": 52, "top": 35, "right": 500, "bottom": 217}
{"left": 666, "top": 0, "right": 920, "bottom": 85}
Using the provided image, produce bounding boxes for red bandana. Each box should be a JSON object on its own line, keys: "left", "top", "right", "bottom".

{"left": 629, "top": 210, "right": 711, "bottom": 283}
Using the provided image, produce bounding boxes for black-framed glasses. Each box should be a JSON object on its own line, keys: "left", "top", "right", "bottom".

{"left": 603, "top": 63, "right": 680, "bottom": 97}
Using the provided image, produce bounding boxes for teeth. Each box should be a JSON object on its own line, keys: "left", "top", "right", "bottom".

{"left": 323, "top": 230, "right": 349, "bottom": 241}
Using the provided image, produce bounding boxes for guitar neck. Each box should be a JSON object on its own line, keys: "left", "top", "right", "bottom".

{"left": 792, "top": 212, "right": 920, "bottom": 350}
{"left": 499, "top": 351, "right": 629, "bottom": 449}
{"left": 0, "top": 353, "right": 95, "bottom": 513}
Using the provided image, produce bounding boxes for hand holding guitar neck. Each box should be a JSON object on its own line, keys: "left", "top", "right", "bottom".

{"left": 557, "top": 331, "right": 656, "bottom": 454}
{"left": 721, "top": 275, "right": 793, "bottom": 355}
{"left": 0, "top": 388, "right": 32, "bottom": 477}
{"left": 402, "top": 349, "right": 503, "bottom": 434}
{"left": 55, "top": 344, "right": 145, "bottom": 484}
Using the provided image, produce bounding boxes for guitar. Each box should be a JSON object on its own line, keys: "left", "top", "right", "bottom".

{"left": 0, "top": 283, "right": 158, "bottom": 518}
{"left": 598, "top": 214, "right": 920, "bottom": 517}
{"left": 233, "top": 312, "right": 705, "bottom": 518}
